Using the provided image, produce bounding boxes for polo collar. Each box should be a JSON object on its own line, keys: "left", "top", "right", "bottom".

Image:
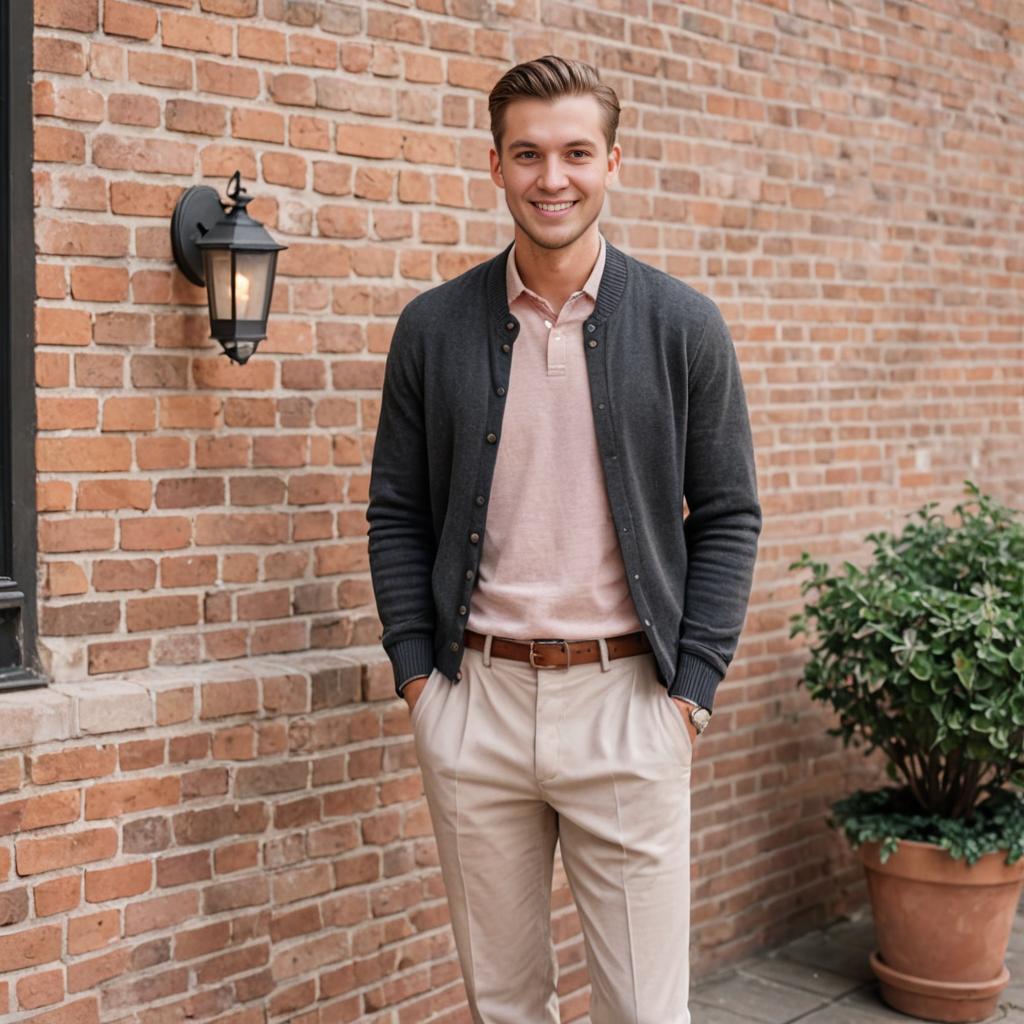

{"left": 488, "top": 234, "right": 627, "bottom": 330}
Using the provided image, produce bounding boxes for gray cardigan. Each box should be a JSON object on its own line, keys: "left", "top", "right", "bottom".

{"left": 366, "top": 236, "right": 762, "bottom": 711}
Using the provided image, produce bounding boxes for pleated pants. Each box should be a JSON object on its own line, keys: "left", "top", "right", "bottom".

{"left": 410, "top": 634, "right": 693, "bottom": 1024}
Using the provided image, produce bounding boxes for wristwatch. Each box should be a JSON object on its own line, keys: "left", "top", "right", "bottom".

{"left": 675, "top": 696, "right": 712, "bottom": 735}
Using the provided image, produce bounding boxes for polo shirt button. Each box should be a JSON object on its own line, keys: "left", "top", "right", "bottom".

{"left": 475, "top": 495, "right": 485, "bottom": 506}
{"left": 469, "top": 532, "right": 480, "bottom": 544}
{"left": 587, "top": 339, "right": 598, "bottom": 348}
{"left": 486, "top": 432, "right": 497, "bottom": 443}
{"left": 458, "top": 605, "right": 467, "bottom": 615}
{"left": 449, "top": 641, "right": 460, "bottom": 652}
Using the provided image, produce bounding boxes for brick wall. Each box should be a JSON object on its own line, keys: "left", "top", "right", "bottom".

{"left": 13, "top": 0, "right": 1023, "bottom": 1018}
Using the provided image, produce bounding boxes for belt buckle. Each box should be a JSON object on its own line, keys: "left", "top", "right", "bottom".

{"left": 529, "top": 639, "right": 570, "bottom": 670}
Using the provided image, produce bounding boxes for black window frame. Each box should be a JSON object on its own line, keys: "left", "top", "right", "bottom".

{"left": 1, "top": 1, "right": 47, "bottom": 691}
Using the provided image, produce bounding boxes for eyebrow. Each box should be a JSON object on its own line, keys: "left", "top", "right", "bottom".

{"left": 506, "top": 139, "right": 597, "bottom": 151}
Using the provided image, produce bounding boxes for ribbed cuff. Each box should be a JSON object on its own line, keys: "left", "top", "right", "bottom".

{"left": 668, "top": 652, "right": 723, "bottom": 711}
{"left": 388, "top": 636, "right": 435, "bottom": 698}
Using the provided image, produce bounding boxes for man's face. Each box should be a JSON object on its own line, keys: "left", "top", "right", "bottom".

{"left": 489, "top": 94, "right": 621, "bottom": 252}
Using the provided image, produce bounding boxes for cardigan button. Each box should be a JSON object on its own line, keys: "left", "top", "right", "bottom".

{"left": 586, "top": 323, "right": 595, "bottom": 332}
{"left": 496, "top": 386, "right": 505, "bottom": 396}
{"left": 501, "top": 343, "right": 511, "bottom": 353}
{"left": 458, "top": 605, "right": 467, "bottom": 615}
{"left": 587, "top": 339, "right": 598, "bottom": 348}
{"left": 475, "top": 495, "right": 485, "bottom": 506}
{"left": 486, "top": 432, "right": 497, "bottom": 443}
{"left": 465, "top": 569, "right": 474, "bottom": 580}
{"left": 449, "top": 641, "right": 460, "bottom": 652}
{"left": 469, "top": 532, "right": 480, "bottom": 544}
{"left": 505, "top": 321, "right": 514, "bottom": 330}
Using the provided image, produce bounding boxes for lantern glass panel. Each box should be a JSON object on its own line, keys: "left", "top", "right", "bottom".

{"left": 205, "top": 249, "right": 233, "bottom": 321}
{"left": 234, "top": 251, "right": 272, "bottom": 321}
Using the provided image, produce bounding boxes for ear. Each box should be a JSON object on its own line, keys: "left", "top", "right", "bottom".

{"left": 488, "top": 147, "right": 506, "bottom": 191}
{"left": 605, "top": 142, "right": 622, "bottom": 186}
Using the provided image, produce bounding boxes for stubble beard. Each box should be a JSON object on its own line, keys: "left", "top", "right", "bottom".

{"left": 510, "top": 197, "right": 601, "bottom": 252}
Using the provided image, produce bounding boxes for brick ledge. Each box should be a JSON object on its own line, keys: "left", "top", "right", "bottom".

{"left": 0, "top": 646, "right": 392, "bottom": 752}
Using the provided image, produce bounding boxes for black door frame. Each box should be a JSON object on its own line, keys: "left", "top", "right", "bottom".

{"left": 1, "top": 1, "right": 47, "bottom": 690}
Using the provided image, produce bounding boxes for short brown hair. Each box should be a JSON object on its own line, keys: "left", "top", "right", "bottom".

{"left": 488, "top": 55, "right": 621, "bottom": 158}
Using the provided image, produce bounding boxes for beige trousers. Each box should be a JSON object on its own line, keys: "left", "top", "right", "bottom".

{"left": 411, "top": 635, "right": 693, "bottom": 1024}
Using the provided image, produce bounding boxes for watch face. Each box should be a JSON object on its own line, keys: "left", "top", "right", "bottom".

{"left": 691, "top": 707, "right": 711, "bottom": 730}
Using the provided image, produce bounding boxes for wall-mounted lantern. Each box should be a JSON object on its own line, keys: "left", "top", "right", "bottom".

{"left": 170, "top": 171, "right": 286, "bottom": 365}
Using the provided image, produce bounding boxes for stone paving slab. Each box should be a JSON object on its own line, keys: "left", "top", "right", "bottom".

{"left": 688, "top": 901, "right": 1024, "bottom": 1024}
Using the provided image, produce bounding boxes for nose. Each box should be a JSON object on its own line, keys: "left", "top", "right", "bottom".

{"left": 536, "top": 155, "right": 569, "bottom": 192}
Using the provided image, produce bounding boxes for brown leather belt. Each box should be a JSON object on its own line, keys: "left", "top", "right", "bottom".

{"left": 463, "top": 628, "right": 651, "bottom": 670}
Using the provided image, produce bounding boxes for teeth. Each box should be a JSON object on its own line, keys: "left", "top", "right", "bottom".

{"left": 534, "top": 201, "right": 575, "bottom": 211}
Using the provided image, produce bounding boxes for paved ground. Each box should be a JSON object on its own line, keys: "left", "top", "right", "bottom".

{"left": 689, "top": 900, "right": 1024, "bottom": 1024}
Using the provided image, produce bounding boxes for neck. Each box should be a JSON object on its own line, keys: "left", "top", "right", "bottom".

{"left": 511, "top": 224, "right": 601, "bottom": 300}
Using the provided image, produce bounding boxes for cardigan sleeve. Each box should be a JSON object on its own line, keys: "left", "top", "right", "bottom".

{"left": 366, "top": 306, "right": 437, "bottom": 697}
{"left": 669, "top": 300, "right": 763, "bottom": 711}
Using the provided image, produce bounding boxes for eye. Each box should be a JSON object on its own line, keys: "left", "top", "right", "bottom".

{"left": 569, "top": 150, "right": 590, "bottom": 158}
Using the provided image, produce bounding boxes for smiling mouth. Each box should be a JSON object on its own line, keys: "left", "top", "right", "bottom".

{"left": 531, "top": 200, "right": 579, "bottom": 213}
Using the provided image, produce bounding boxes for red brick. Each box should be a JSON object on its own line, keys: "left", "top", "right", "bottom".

{"left": 162, "top": 12, "right": 232, "bottom": 54}
{"left": 35, "top": 37, "right": 87, "bottom": 75}
{"left": 174, "top": 920, "right": 230, "bottom": 962}
{"left": 120, "top": 516, "right": 191, "bottom": 551}
{"left": 119, "top": 739, "right": 165, "bottom": 772}
{"left": 0, "top": 790, "right": 80, "bottom": 836}
{"left": 84, "top": 861, "right": 152, "bottom": 903}
{"left": 66, "top": 948, "right": 130, "bottom": 993}
{"left": 197, "top": 59, "right": 260, "bottom": 98}
{"left": 16, "top": 967, "right": 63, "bottom": 1010}
{"left": 35, "top": 0, "right": 99, "bottom": 32}
{"left": 37, "top": 219, "right": 127, "bottom": 258}
{"left": 124, "top": 889, "right": 199, "bottom": 936}
{"left": 126, "top": 594, "right": 200, "bottom": 632}
{"left": 37, "top": 436, "right": 132, "bottom": 473}
{"left": 156, "top": 849, "right": 211, "bottom": 888}
{"left": 68, "top": 909, "right": 119, "bottom": 955}
{"left": 0, "top": 758, "right": 20, "bottom": 794}
{"left": 20, "top": 997, "right": 101, "bottom": 1024}
{"left": 166, "top": 98, "right": 226, "bottom": 135}
{"left": 34, "top": 875, "right": 81, "bottom": 917}
{"left": 37, "top": 397, "right": 94, "bottom": 432}
{"left": 103, "top": 0, "right": 156, "bottom": 39}
{"left": 93, "top": 135, "right": 195, "bottom": 175}
{"left": 0, "top": 924, "right": 62, "bottom": 971}
{"left": 336, "top": 123, "right": 402, "bottom": 159}
{"left": 110, "top": 181, "right": 180, "bottom": 217}
{"left": 35, "top": 306, "right": 91, "bottom": 346}
{"left": 237, "top": 26, "right": 286, "bottom": 63}
{"left": 127, "top": 51, "right": 192, "bottom": 89}
{"left": 85, "top": 776, "right": 181, "bottom": 819}
{"left": 87, "top": 639, "right": 151, "bottom": 676}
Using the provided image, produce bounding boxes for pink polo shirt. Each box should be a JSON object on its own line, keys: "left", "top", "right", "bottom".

{"left": 465, "top": 233, "right": 644, "bottom": 641}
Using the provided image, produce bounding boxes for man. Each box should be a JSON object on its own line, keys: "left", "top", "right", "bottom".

{"left": 366, "top": 55, "right": 761, "bottom": 1024}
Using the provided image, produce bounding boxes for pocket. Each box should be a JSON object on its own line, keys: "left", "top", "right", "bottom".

{"left": 661, "top": 691, "right": 694, "bottom": 760}
{"left": 410, "top": 667, "right": 443, "bottom": 730}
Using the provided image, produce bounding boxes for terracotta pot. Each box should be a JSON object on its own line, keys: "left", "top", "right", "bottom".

{"left": 857, "top": 837, "right": 1024, "bottom": 1022}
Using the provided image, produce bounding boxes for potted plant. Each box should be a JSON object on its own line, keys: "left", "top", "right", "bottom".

{"left": 788, "top": 480, "right": 1024, "bottom": 1023}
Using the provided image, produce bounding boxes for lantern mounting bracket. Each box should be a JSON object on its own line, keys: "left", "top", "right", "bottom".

{"left": 170, "top": 185, "right": 225, "bottom": 287}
